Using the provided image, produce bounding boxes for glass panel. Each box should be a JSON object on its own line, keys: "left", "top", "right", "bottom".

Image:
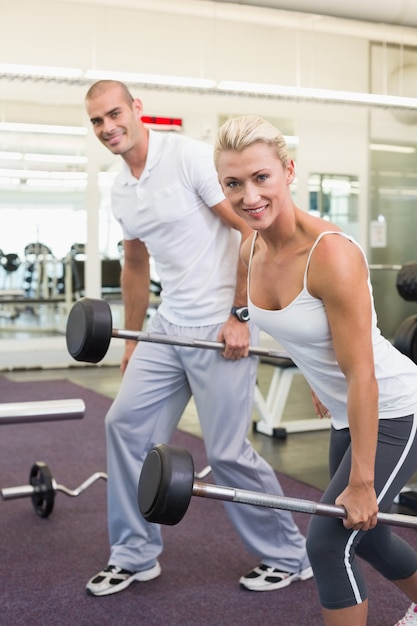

{"left": 308, "top": 174, "right": 359, "bottom": 239}
{"left": 369, "top": 146, "right": 417, "bottom": 338}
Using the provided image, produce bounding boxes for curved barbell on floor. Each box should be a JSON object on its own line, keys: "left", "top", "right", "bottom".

{"left": 1, "top": 462, "right": 108, "bottom": 518}
{"left": 65, "top": 297, "right": 289, "bottom": 364}
{"left": 138, "top": 444, "right": 417, "bottom": 529}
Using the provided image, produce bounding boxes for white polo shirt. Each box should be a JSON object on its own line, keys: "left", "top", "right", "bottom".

{"left": 111, "top": 130, "right": 241, "bottom": 326}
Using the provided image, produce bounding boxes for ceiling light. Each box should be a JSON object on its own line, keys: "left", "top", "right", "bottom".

{"left": 24, "top": 178, "right": 87, "bottom": 189}
{"left": 24, "top": 153, "right": 88, "bottom": 164}
{"left": 217, "top": 81, "right": 417, "bottom": 110}
{"left": 0, "top": 151, "right": 23, "bottom": 161}
{"left": 85, "top": 69, "right": 216, "bottom": 90}
{"left": 0, "top": 168, "right": 87, "bottom": 180}
{"left": 0, "top": 177, "right": 20, "bottom": 186}
{"left": 283, "top": 135, "right": 299, "bottom": 147}
{"left": 0, "top": 122, "right": 87, "bottom": 136}
{"left": 2, "top": 63, "right": 417, "bottom": 110}
{"left": 370, "top": 144, "right": 416, "bottom": 154}
{"left": 0, "top": 63, "right": 83, "bottom": 79}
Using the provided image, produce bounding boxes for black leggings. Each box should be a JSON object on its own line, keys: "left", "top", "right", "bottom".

{"left": 306, "top": 414, "right": 417, "bottom": 610}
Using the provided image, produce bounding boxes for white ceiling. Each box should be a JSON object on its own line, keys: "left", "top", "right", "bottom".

{"left": 59, "top": 0, "right": 417, "bottom": 28}
{"left": 205, "top": 0, "right": 417, "bottom": 28}
{"left": 2, "top": 0, "right": 417, "bottom": 187}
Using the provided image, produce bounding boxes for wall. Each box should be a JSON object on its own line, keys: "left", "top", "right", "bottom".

{"left": 1, "top": 0, "right": 417, "bottom": 364}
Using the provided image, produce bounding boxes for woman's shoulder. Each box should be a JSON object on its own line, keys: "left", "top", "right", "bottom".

{"left": 301, "top": 210, "right": 342, "bottom": 236}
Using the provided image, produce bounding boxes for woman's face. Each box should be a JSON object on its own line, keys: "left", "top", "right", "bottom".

{"left": 217, "top": 142, "right": 294, "bottom": 228}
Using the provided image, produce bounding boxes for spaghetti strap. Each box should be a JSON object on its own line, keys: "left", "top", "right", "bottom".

{"left": 303, "top": 231, "right": 353, "bottom": 289}
{"left": 247, "top": 231, "right": 258, "bottom": 292}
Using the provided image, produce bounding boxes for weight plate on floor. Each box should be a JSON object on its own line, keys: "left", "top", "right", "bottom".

{"left": 29, "top": 462, "right": 55, "bottom": 518}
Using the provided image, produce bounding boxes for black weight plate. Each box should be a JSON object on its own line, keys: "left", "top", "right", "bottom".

{"left": 66, "top": 297, "right": 112, "bottom": 363}
{"left": 29, "top": 462, "right": 55, "bottom": 518}
{"left": 1, "top": 253, "right": 20, "bottom": 273}
{"left": 394, "top": 315, "right": 417, "bottom": 364}
{"left": 138, "top": 444, "right": 194, "bottom": 526}
{"left": 396, "top": 262, "right": 417, "bottom": 302}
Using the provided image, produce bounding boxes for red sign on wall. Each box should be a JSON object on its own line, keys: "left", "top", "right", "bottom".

{"left": 141, "top": 116, "right": 182, "bottom": 130}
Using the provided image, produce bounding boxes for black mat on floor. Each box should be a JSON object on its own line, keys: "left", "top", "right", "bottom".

{"left": 0, "top": 375, "right": 415, "bottom": 625}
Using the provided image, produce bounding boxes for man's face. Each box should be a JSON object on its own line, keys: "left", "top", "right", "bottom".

{"left": 86, "top": 86, "right": 143, "bottom": 156}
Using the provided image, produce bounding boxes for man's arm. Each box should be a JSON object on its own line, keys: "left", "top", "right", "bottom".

{"left": 120, "top": 238, "right": 150, "bottom": 372}
{"left": 210, "top": 199, "right": 253, "bottom": 359}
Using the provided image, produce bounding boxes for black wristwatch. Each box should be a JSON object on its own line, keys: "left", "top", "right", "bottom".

{"left": 231, "top": 306, "right": 250, "bottom": 322}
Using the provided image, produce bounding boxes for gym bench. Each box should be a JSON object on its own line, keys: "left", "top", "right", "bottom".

{"left": 253, "top": 356, "right": 331, "bottom": 438}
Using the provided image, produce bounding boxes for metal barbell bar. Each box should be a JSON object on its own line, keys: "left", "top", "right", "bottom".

{"left": 65, "top": 297, "right": 289, "bottom": 364}
{"left": 1, "top": 461, "right": 107, "bottom": 518}
{"left": 66, "top": 260, "right": 417, "bottom": 365}
{"left": 0, "top": 399, "right": 85, "bottom": 425}
{"left": 368, "top": 264, "right": 402, "bottom": 271}
{"left": 138, "top": 444, "right": 417, "bottom": 529}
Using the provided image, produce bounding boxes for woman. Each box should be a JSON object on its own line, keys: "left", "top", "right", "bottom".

{"left": 214, "top": 115, "right": 417, "bottom": 626}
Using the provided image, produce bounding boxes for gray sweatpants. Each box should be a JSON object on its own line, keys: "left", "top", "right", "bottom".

{"left": 105, "top": 313, "right": 310, "bottom": 573}
{"left": 306, "top": 413, "right": 417, "bottom": 610}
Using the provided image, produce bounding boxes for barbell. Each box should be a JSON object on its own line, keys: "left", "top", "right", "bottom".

{"left": 138, "top": 443, "right": 417, "bottom": 529}
{"left": 1, "top": 462, "right": 107, "bottom": 518}
{"left": 0, "top": 399, "right": 85, "bottom": 425}
{"left": 65, "top": 297, "right": 289, "bottom": 364}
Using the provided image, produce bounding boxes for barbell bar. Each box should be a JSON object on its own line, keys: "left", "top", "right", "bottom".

{"left": 138, "top": 444, "right": 417, "bottom": 529}
{"left": 65, "top": 297, "right": 289, "bottom": 364}
{"left": 1, "top": 461, "right": 107, "bottom": 518}
{"left": 0, "top": 399, "right": 85, "bottom": 425}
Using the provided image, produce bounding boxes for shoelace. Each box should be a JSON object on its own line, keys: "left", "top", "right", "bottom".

{"left": 396, "top": 603, "right": 417, "bottom": 625}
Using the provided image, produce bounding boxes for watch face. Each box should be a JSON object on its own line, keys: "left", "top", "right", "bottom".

{"left": 239, "top": 308, "right": 250, "bottom": 321}
{"left": 233, "top": 306, "right": 250, "bottom": 321}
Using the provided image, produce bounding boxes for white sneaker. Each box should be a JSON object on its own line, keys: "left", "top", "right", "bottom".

{"left": 239, "top": 563, "right": 313, "bottom": 592}
{"left": 395, "top": 603, "right": 417, "bottom": 625}
{"left": 86, "top": 562, "right": 161, "bottom": 596}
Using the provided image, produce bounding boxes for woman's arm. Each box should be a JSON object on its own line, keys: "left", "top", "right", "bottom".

{"left": 310, "top": 234, "right": 379, "bottom": 531}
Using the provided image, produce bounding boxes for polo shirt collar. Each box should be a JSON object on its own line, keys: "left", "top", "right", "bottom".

{"left": 119, "top": 130, "right": 164, "bottom": 185}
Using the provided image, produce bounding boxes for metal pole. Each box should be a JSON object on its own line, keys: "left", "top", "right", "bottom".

{"left": 112, "top": 329, "right": 289, "bottom": 360}
{"left": 192, "top": 481, "right": 417, "bottom": 529}
{"left": 0, "top": 399, "right": 85, "bottom": 425}
{"left": 368, "top": 264, "right": 402, "bottom": 271}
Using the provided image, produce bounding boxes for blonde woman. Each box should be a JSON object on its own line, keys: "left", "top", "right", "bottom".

{"left": 214, "top": 115, "right": 417, "bottom": 626}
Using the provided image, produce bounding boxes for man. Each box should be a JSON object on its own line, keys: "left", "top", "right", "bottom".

{"left": 84, "top": 80, "right": 312, "bottom": 596}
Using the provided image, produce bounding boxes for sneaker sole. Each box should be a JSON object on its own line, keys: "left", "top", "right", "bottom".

{"left": 240, "top": 566, "right": 313, "bottom": 592}
{"left": 86, "top": 562, "right": 162, "bottom": 597}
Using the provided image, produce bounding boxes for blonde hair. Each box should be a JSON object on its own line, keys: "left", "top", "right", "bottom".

{"left": 214, "top": 115, "right": 289, "bottom": 169}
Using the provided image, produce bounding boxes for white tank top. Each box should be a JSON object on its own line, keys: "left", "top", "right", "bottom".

{"left": 248, "top": 231, "right": 417, "bottom": 429}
